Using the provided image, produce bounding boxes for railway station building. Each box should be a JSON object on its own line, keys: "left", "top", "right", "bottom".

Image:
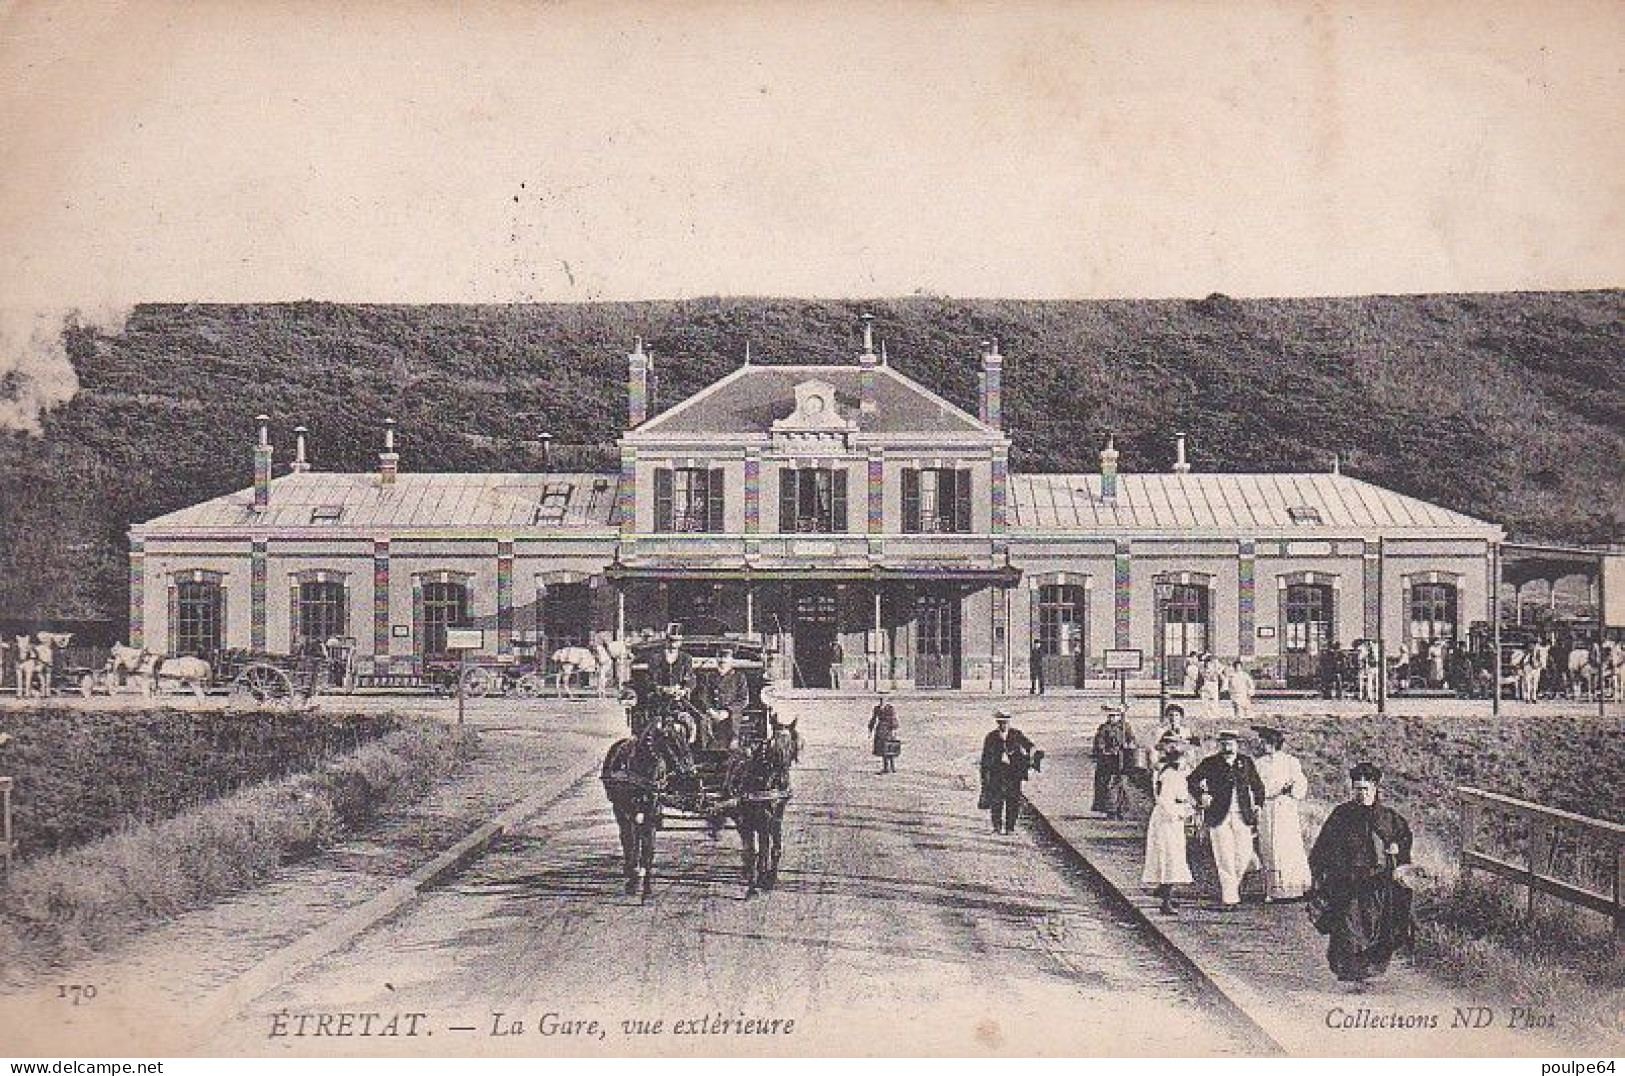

{"left": 129, "top": 321, "right": 1505, "bottom": 692}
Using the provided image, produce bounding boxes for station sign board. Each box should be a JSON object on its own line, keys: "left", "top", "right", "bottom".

{"left": 1103, "top": 648, "right": 1143, "bottom": 672}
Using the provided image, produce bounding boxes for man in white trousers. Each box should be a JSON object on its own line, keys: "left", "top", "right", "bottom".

{"left": 1186, "top": 729, "right": 1267, "bottom": 907}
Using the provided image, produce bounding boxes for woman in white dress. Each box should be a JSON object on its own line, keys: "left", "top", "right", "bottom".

{"left": 1252, "top": 726, "right": 1312, "bottom": 901}
{"left": 1142, "top": 740, "right": 1195, "bottom": 916}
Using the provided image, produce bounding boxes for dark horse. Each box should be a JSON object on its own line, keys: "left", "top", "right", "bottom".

{"left": 600, "top": 712, "right": 696, "bottom": 900}
{"left": 723, "top": 718, "right": 800, "bottom": 897}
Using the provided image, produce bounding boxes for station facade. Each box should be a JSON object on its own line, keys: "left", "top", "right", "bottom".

{"left": 130, "top": 322, "right": 1504, "bottom": 691}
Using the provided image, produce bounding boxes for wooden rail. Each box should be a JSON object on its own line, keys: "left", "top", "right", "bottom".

{"left": 1459, "top": 785, "right": 1624, "bottom": 933}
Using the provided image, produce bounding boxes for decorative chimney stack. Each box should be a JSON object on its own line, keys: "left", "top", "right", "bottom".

{"left": 1100, "top": 435, "right": 1119, "bottom": 502}
{"left": 1173, "top": 432, "right": 1190, "bottom": 474}
{"left": 379, "top": 418, "right": 399, "bottom": 487}
{"left": 290, "top": 425, "right": 311, "bottom": 474}
{"left": 979, "top": 338, "right": 1003, "bottom": 428}
{"left": 858, "top": 313, "right": 879, "bottom": 416}
{"left": 253, "top": 415, "right": 273, "bottom": 510}
{"left": 628, "top": 337, "right": 651, "bottom": 427}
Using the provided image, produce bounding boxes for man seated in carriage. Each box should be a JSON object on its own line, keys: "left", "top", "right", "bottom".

{"left": 644, "top": 635, "right": 699, "bottom": 736}
{"left": 698, "top": 649, "right": 750, "bottom": 751}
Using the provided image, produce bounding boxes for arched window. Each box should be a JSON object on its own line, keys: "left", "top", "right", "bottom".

{"left": 1035, "top": 583, "right": 1088, "bottom": 688}
{"left": 296, "top": 580, "right": 347, "bottom": 651}
{"left": 1283, "top": 583, "right": 1334, "bottom": 653}
{"left": 421, "top": 580, "right": 470, "bottom": 661}
{"left": 174, "top": 577, "right": 224, "bottom": 657}
{"left": 1409, "top": 581, "right": 1458, "bottom": 643}
{"left": 1159, "top": 582, "right": 1210, "bottom": 680}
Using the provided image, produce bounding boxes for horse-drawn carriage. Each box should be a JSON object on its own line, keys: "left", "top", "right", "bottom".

{"left": 602, "top": 633, "right": 798, "bottom": 899}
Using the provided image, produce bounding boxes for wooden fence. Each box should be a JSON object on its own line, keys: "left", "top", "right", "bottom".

{"left": 1459, "top": 785, "right": 1624, "bottom": 934}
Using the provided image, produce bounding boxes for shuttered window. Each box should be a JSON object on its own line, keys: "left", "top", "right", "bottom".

{"left": 778, "top": 467, "right": 847, "bottom": 533}
{"left": 654, "top": 467, "right": 724, "bottom": 532}
{"left": 902, "top": 468, "right": 972, "bottom": 533}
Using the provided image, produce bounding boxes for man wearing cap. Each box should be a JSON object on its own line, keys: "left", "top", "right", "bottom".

{"left": 1309, "top": 762, "right": 1415, "bottom": 982}
{"left": 979, "top": 711, "right": 1040, "bottom": 835}
{"left": 1187, "top": 729, "right": 1267, "bottom": 907}
{"left": 1090, "top": 704, "right": 1139, "bottom": 821}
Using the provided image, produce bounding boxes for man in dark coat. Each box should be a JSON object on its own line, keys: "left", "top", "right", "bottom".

{"left": 701, "top": 650, "right": 750, "bottom": 749}
{"left": 1090, "top": 703, "right": 1138, "bottom": 820}
{"left": 646, "top": 636, "right": 696, "bottom": 731}
{"left": 1029, "top": 641, "right": 1045, "bottom": 695}
{"left": 1309, "top": 761, "right": 1415, "bottom": 982}
{"left": 1187, "top": 729, "right": 1267, "bottom": 906}
{"left": 979, "top": 710, "right": 1039, "bottom": 835}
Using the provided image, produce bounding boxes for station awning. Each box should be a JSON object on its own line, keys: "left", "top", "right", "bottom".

{"left": 605, "top": 563, "right": 1022, "bottom": 585}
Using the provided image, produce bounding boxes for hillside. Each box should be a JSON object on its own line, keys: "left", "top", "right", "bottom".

{"left": 1, "top": 292, "right": 1620, "bottom": 623}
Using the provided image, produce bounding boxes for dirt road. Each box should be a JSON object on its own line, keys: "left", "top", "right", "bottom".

{"left": 216, "top": 705, "right": 1261, "bottom": 1056}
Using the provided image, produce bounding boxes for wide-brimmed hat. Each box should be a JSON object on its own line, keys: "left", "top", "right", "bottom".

{"left": 1101, "top": 702, "right": 1125, "bottom": 715}
{"left": 993, "top": 709, "right": 1013, "bottom": 722}
{"left": 1216, "top": 728, "right": 1241, "bottom": 741}
{"left": 1252, "top": 724, "right": 1285, "bottom": 744}
{"left": 1349, "top": 761, "right": 1383, "bottom": 783}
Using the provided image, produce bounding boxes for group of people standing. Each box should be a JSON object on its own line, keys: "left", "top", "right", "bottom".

{"left": 1133, "top": 712, "right": 1415, "bottom": 983}
{"left": 1180, "top": 654, "right": 1259, "bottom": 720}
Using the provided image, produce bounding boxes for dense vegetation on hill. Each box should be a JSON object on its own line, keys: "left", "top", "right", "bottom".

{"left": 1, "top": 292, "right": 1620, "bottom": 623}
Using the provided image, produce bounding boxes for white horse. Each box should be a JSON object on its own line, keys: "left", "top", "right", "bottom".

{"left": 106, "top": 643, "right": 211, "bottom": 699}
{"left": 591, "top": 637, "right": 633, "bottom": 697}
{"left": 1509, "top": 640, "right": 1549, "bottom": 702}
{"left": 1601, "top": 641, "right": 1625, "bottom": 702}
{"left": 1566, "top": 645, "right": 1602, "bottom": 701}
{"left": 550, "top": 645, "right": 600, "bottom": 698}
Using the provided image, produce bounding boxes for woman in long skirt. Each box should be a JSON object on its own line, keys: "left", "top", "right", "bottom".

{"left": 1142, "top": 742, "right": 1195, "bottom": 915}
{"left": 1253, "top": 726, "right": 1312, "bottom": 901}
{"left": 868, "top": 699, "right": 900, "bottom": 774}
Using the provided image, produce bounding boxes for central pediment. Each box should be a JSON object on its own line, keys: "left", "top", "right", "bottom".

{"left": 770, "top": 380, "right": 857, "bottom": 447}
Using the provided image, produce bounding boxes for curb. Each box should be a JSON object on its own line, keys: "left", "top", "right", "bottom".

{"left": 190, "top": 757, "right": 599, "bottom": 1044}
{"left": 1020, "top": 793, "right": 1289, "bottom": 1057}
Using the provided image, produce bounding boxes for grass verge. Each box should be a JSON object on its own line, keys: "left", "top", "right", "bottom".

{"left": 0, "top": 715, "right": 478, "bottom": 986}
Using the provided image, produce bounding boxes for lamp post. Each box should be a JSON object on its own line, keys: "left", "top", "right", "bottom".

{"left": 1155, "top": 580, "right": 1174, "bottom": 719}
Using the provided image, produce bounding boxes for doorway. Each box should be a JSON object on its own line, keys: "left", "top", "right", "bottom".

{"left": 915, "top": 589, "right": 962, "bottom": 688}
{"left": 791, "top": 587, "right": 838, "bottom": 688}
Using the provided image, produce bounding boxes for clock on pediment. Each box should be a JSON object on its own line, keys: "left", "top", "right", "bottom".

{"left": 771, "top": 379, "right": 856, "bottom": 447}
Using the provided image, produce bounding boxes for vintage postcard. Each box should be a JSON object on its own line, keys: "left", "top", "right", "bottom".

{"left": 0, "top": 0, "right": 1620, "bottom": 1062}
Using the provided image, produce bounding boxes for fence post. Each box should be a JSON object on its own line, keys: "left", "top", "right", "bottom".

{"left": 1525, "top": 814, "right": 1555, "bottom": 919}
{"left": 1460, "top": 791, "right": 1479, "bottom": 883}
{"left": 1, "top": 776, "right": 12, "bottom": 879}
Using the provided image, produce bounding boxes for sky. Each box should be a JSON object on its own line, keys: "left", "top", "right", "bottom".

{"left": 0, "top": 0, "right": 1621, "bottom": 309}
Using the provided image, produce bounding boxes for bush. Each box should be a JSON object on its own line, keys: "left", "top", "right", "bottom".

{"left": 0, "top": 707, "right": 401, "bottom": 857}
{"left": 0, "top": 716, "right": 477, "bottom": 985}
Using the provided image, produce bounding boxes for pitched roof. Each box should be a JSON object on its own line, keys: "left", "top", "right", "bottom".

{"left": 138, "top": 472, "right": 620, "bottom": 532}
{"left": 636, "top": 364, "right": 994, "bottom": 436}
{"left": 1008, "top": 473, "right": 1499, "bottom": 535}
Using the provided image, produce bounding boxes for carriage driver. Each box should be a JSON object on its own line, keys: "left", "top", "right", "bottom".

{"left": 647, "top": 634, "right": 697, "bottom": 734}
{"left": 702, "top": 650, "right": 750, "bottom": 750}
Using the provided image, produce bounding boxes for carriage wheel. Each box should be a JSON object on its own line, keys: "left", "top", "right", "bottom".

{"left": 516, "top": 672, "right": 547, "bottom": 698}
{"left": 462, "top": 667, "right": 497, "bottom": 698}
{"left": 234, "top": 663, "right": 293, "bottom": 703}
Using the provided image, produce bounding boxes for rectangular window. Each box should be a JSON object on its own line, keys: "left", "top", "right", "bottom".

{"left": 1409, "top": 582, "right": 1458, "bottom": 643}
{"left": 654, "top": 467, "right": 724, "bottom": 532}
{"left": 297, "top": 581, "right": 347, "bottom": 650}
{"left": 778, "top": 467, "right": 847, "bottom": 533}
{"left": 902, "top": 468, "right": 972, "bottom": 533}
{"left": 421, "top": 581, "right": 469, "bottom": 661}
{"left": 176, "top": 581, "right": 223, "bottom": 657}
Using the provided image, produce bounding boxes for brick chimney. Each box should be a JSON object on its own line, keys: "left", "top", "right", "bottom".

{"left": 1173, "top": 432, "right": 1191, "bottom": 474}
{"left": 379, "top": 418, "right": 399, "bottom": 487}
{"left": 628, "top": 337, "right": 651, "bottom": 427}
{"left": 1100, "top": 435, "right": 1119, "bottom": 502}
{"left": 858, "top": 313, "right": 878, "bottom": 416}
{"left": 290, "top": 425, "right": 312, "bottom": 474}
{"left": 253, "top": 414, "right": 273, "bottom": 510}
{"left": 979, "top": 338, "right": 1003, "bottom": 428}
